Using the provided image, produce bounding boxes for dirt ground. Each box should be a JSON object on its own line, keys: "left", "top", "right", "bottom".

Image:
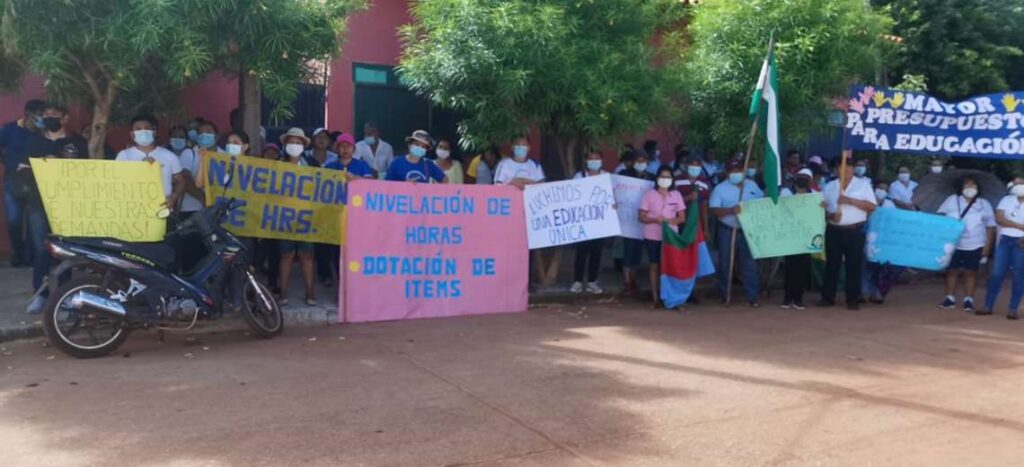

{"left": 3, "top": 282, "right": 1024, "bottom": 466}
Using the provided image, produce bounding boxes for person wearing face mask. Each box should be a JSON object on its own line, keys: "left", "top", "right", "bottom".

{"left": 709, "top": 160, "right": 764, "bottom": 307}
{"left": 261, "top": 143, "right": 282, "bottom": 160}
{"left": 639, "top": 167, "right": 688, "bottom": 309}
{"left": 0, "top": 99, "right": 45, "bottom": 268}
{"left": 676, "top": 157, "right": 712, "bottom": 243}
{"left": 862, "top": 180, "right": 902, "bottom": 305}
{"left": 306, "top": 128, "right": 339, "bottom": 289}
{"left": 385, "top": 130, "right": 447, "bottom": 183}
{"left": 277, "top": 127, "right": 317, "bottom": 306}
{"left": 185, "top": 117, "right": 207, "bottom": 148}
{"left": 167, "top": 125, "right": 189, "bottom": 156}
{"left": 936, "top": 176, "right": 995, "bottom": 312}
{"left": 619, "top": 149, "right": 653, "bottom": 293}
{"left": 819, "top": 154, "right": 876, "bottom": 310}
{"left": 853, "top": 158, "right": 870, "bottom": 181}
{"left": 432, "top": 139, "right": 463, "bottom": 184}
{"left": 889, "top": 165, "right": 917, "bottom": 210}
{"left": 279, "top": 127, "right": 312, "bottom": 163}
{"left": 926, "top": 158, "right": 946, "bottom": 177}
{"left": 115, "top": 114, "right": 186, "bottom": 215}
{"left": 493, "top": 135, "right": 545, "bottom": 189}
{"left": 568, "top": 151, "right": 609, "bottom": 294}
{"left": 177, "top": 121, "right": 221, "bottom": 215}
{"left": 778, "top": 168, "right": 818, "bottom": 309}
{"left": 980, "top": 177, "right": 1024, "bottom": 318}
{"left": 467, "top": 145, "right": 500, "bottom": 185}
{"left": 353, "top": 122, "right": 394, "bottom": 179}
{"left": 22, "top": 103, "right": 89, "bottom": 313}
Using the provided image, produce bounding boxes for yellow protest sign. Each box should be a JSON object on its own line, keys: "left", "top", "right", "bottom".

{"left": 30, "top": 158, "right": 166, "bottom": 242}
{"left": 204, "top": 153, "right": 346, "bottom": 245}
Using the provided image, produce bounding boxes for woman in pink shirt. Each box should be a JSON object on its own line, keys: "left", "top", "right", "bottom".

{"left": 639, "top": 167, "right": 688, "bottom": 308}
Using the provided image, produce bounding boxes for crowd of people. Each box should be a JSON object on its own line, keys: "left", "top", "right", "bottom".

{"left": 2, "top": 98, "right": 1024, "bottom": 319}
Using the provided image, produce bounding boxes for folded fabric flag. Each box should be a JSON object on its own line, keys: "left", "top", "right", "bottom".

{"left": 661, "top": 200, "right": 716, "bottom": 308}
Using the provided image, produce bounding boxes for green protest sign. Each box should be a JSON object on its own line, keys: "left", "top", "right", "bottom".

{"left": 738, "top": 193, "right": 825, "bottom": 259}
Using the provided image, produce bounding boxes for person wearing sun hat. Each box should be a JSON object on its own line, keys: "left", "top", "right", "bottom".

{"left": 303, "top": 127, "right": 338, "bottom": 168}
{"left": 280, "top": 127, "right": 311, "bottom": 162}
{"left": 385, "top": 129, "right": 447, "bottom": 183}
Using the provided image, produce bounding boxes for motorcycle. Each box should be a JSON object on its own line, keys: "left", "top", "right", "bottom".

{"left": 33, "top": 196, "right": 283, "bottom": 358}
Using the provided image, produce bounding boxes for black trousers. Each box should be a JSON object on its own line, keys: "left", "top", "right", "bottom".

{"left": 253, "top": 238, "right": 280, "bottom": 289}
{"left": 784, "top": 254, "right": 811, "bottom": 303}
{"left": 315, "top": 243, "right": 339, "bottom": 283}
{"left": 822, "top": 224, "right": 866, "bottom": 305}
{"left": 574, "top": 239, "right": 604, "bottom": 283}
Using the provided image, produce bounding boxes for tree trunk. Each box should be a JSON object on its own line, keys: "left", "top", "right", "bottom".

{"left": 531, "top": 131, "right": 587, "bottom": 288}
{"left": 239, "top": 69, "right": 263, "bottom": 155}
{"left": 88, "top": 91, "right": 115, "bottom": 159}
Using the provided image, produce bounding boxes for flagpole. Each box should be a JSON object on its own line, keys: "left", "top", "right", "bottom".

{"left": 726, "top": 33, "right": 775, "bottom": 307}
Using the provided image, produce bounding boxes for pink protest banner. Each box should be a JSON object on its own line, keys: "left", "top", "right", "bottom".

{"left": 341, "top": 179, "right": 528, "bottom": 323}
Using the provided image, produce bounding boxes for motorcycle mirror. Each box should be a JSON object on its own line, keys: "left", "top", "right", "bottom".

{"left": 222, "top": 173, "right": 233, "bottom": 186}
{"left": 156, "top": 207, "right": 171, "bottom": 219}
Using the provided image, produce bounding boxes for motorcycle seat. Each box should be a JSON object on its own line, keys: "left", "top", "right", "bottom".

{"left": 65, "top": 237, "right": 176, "bottom": 269}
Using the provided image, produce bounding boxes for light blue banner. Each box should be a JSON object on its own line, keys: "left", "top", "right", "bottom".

{"left": 866, "top": 208, "right": 964, "bottom": 271}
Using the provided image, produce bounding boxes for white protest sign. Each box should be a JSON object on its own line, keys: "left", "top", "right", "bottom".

{"left": 524, "top": 173, "right": 622, "bottom": 249}
{"left": 611, "top": 174, "right": 654, "bottom": 240}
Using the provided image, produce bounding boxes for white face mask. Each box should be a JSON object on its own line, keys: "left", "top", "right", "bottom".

{"left": 634, "top": 162, "right": 648, "bottom": 172}
{"left": 285, "top": 143, "right": 305, "bottom": 158}
{"left": 898, "top": 173, "right": 910, "bottom": 182}
{"left": 657, "top": 177, "right": 673, "bottom": 189}
{"left": 226, "top": 144, "right": 243, "bottom": 156}
{"left": 963, "top": 187, "right": 978, "bottom": 199}
{"left": 1012, "top": 185, "right": 1024, "bottom": 197}
{"left": 874, "top": 188, "right": 887, "bottom": 201}
{"left": 435, "top": 149, "right": 451, "bottom": 160}
{"left": 931, "top": 165, "right": 943, "bottom": 174}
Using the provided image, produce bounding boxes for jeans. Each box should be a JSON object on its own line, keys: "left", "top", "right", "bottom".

{"left": 573, "top": 239, "right": 603, "bottom": 283}
{"left": 984, "top": 235, "right": 1024, "bottom": 312}
{"left": 822, "top": 224, "right": 866, "bottom": 305}
{"left": 27, "top": 206, "right": 49, "bottom": 291}
{"left": 784, "top": 254, "right": 811, "bottom": 303}
{"left": 4, "top": 185, "right": 29, "bottom": 264}
{"left": 716, "top": 224, "right": 759, "bottom": 303}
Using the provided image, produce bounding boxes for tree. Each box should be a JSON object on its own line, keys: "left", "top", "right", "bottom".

{"left": 877, "top": 0, "right": 1024, "bottom": 100}
{"left": 398, "top": 0, "right": 683, "bottom": 179}
{"left": 677, "top": 0, "right": 892, "bottom": 152}
{"left": 0, "top": 0, "right": 364, "bottom": 157}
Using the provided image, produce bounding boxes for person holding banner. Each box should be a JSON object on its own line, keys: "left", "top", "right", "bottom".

{"left": 676, "top": 157, "right": 712, "bottom": 246}
{"left": 937, "top": 176, "right": 995, "bottom": 312}
{"left": 116, "top": 115, "right": 186, "bottom": 215}
{"left": 640, "top": 167, "right": 687, "bottom": 307}
{"left": 386, "top": 130, "right": 448, "bottom": 184}
{"left": 779, "top": 169, "right": 817, "bottom": 309}
{"left": 325, "top": 132, "right": 373, "bottom": 179}
{"left": 709, "top": 161, "right": 763, "bottom": 307}
{"left": 494, "top": 136, "right": 545, "bottom": 189}
{"left": 306, "top": 128, "right": 339, "bottom": 168}
{"left": 982, "top": 177, "right": 1024, "bottom": 318}
{"left": 178, "top": 121, "right": 221, "bottom": 215}
{"left": 820, "top": 154, "right": 876, "bottom": 310}
{"left": 620, "top": 149, "right": 653, "bottom": 293}
{"left": 278, "top": 128, "right": 318, "bottom": 306}
{"left": 889, "top": 166, "right": 918, "bottom": 211}
{"left": 433, "top": 139, "right": 464, "bottom": 184}
{"left": 863, "top": 180, "right": 901, "bottom": 304}
{"left": 570, "top": 151, "right": 609, "bottom": 294}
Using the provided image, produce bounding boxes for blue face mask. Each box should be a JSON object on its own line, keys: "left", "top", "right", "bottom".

{"left": 187, "top": 129, "right": 198, "bottom": 142}
{"left": 728, "top": 172, "right": 745, "bottom": 185}
{"left": 197, "top": 133, "right": 216, "bottom": 148}
{"left": 226, "top": 144, "right": 243, "bottom": 156}
{"left": 513, "top": 145, "right": 529, "bottom": 160}
{"left": 746, "top": 168, "right": 757, "bottom": 178}
{"left": 133, "top": 129, "right": 155, "bottom": 147}
{"left": 855, "top": 166, "right": 867, "bottom": 176}
{"left": 586, "top": 160, "right": 602, "bottom": 172}
{"left": 687, "top": 166, "right": 702, "bottom": 178}
{"left": 409, "top": 145, "right": 427, "bottom": 159}
{"left": 365, "top": 136, "right": 377, "bottom": 145}
{"left": 170, "top": 138, "right": 187, "bottom": 152}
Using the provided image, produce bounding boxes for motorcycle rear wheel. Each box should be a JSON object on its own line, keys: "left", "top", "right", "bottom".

{"left": 241, "top": 280, "right": 283, "bottom": 338}
{"left": 43, "top": 277, "right": 129, "bottom": 359}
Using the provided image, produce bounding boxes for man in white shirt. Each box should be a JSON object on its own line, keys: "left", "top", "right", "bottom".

{"left": 115, "top": 115, "right": 186, "bottom": 213}
{"left": 888, "top": 165, "right": 917, "bottom": 210}
{"left": 820, "top": 155, "right": 876, "bottom": 310}
{"left": 177, "top": 120, "right": 221, "bottom": 214}
{"left": 493, "top": 136, "right": 545, "bottom": 189}
{"left": 353, "top": 122, "right": 394, "bottom": 178}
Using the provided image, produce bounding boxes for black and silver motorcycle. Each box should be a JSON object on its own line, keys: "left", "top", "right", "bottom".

{"left": 33, "top": 197, "right": 283, "bottom": 358}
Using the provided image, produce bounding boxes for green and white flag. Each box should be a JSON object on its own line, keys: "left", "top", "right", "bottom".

{"left": 748, "top": 39, "right": 781, "bottom": 203}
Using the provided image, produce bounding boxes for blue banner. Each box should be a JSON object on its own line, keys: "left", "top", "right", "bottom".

{"left": 866, "top": 208, "right": 964, "bottom": 271}
{"left": 845, "top": 85, "right": 1024, "bottom": 159}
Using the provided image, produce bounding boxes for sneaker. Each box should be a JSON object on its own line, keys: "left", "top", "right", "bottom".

{"left": 780, "top": 300, "right": 792, "bottom": 310}
{"left": 792, "top": 300, "right": 806, "bottom": 310}
{"left": 569, "top": 282, "right": 584, "bottom": 294}
{"left": 26, "top": 296, "right": 45, "bottom": 314}
{"left": 939, "top": 296, "right": 956, "bottom": 309}
{"left": 963, "top": 297, "right": 975, "bottom": 312}
{"left": 1008, "top": 311, "right": 1019, "bottom": 320}
{"left": 747, "top": 301, "right": 760, "bottom": 308}
{"left": 585, "top": 282, "right": 603, "bottom": 294}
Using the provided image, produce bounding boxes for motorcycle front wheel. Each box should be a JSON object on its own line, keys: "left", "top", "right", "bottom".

{"left": 43, "top": 277, "right": 129, "bottom": 359}
{"left": 241, "top": 278, "right": 284, "bottom": 338}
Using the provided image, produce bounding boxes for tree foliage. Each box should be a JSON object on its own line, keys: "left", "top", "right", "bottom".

{"left": 877, "top": 0, "right": 1024, "bottom": 100}
{"left": 0, "top": 0, "right": 363, "bottom": 157}
{"left": 677, "top": 0, "right": 892, "bottom": 152}
{"left": 398, "top": 0, "right": 683, "bottom": 177}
